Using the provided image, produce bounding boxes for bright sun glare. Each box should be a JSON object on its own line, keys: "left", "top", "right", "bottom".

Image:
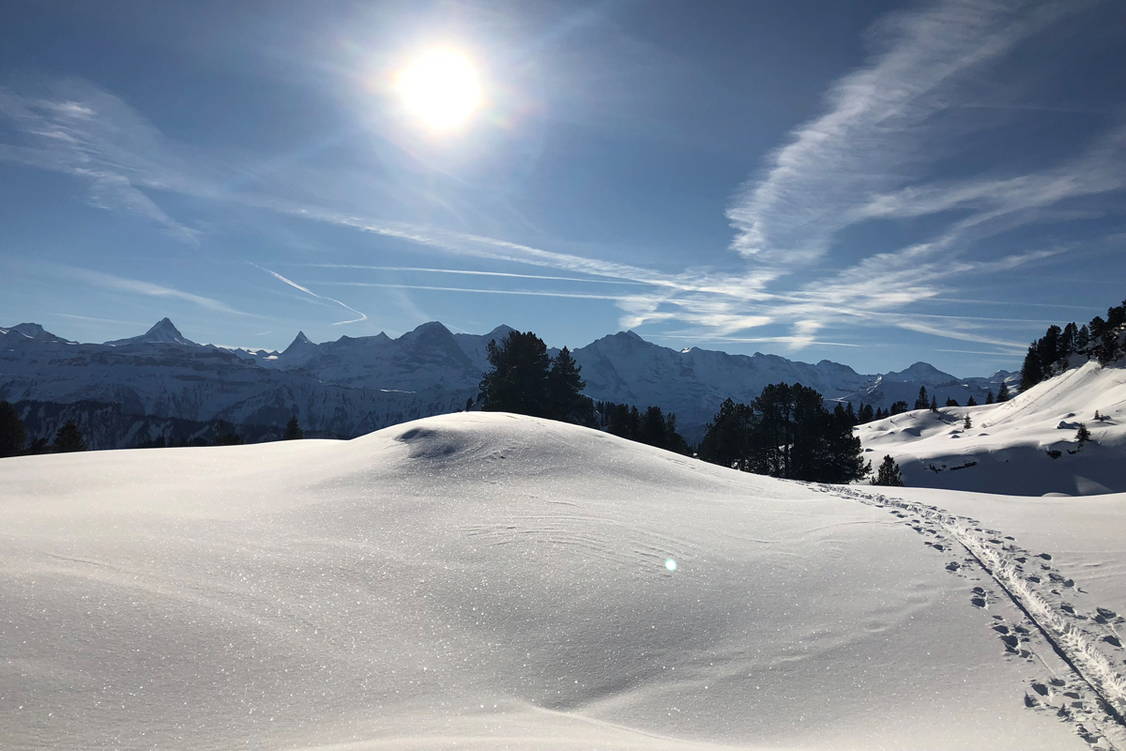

{"left": 393, "top": 46, "right": 484, "bottom": 134}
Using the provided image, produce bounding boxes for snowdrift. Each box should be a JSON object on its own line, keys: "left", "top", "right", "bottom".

{"left": 2, "top": 412, "right": 1123, "bottom": 749}
{"left": 858, "top": 361, "right": 1126, "bottom": 495}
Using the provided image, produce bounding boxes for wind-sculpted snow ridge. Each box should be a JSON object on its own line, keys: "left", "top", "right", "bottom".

{"left": 822, "top": 484, "right": 1126, "bottom": 749}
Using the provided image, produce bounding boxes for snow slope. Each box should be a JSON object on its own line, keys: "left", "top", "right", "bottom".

{"left": 858, "top": 361, "right": 1126, "bottom": 495}
{"left": 4, "top": 413, "right": 1124, "bottom": 749}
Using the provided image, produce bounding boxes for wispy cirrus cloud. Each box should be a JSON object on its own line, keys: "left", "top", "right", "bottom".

{"left": 252, "top": 265, "right": 367, "bottom": 325}
{"left": 294, "top": 263, "right": 653, "bottom": 286}
{"left": 0, "top": 84, "right": 200, "bottom": 244}
{"left": 725, "top": 0, "right": 1084, "bottom": 264}
{"left": 55, "top": 265, "right": 260, "bottom": 317}
{"left": 3, "top": 0, "right": 1123, "bottom": 362}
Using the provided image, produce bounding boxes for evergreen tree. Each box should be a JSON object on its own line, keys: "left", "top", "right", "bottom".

{"left": 929, "top": 396, "right": 938, "bottom": 413}
{"left": 966, "top": 395, "right": 978, "bottom": 407}
{"left": 1075, "top": 423, "right": 1092, "bottom": 446}
{"left": 1076, "top": 324, "right": 1090, "bottom": 354}
{"left": 214, "top": 421, "right": 241, "bottom": 445}
{"left": 1020, "top": 345, "right": 1043, "bottom": 391}
{"left": 996, "top": 382, "right": 1010, "bottom": 403}
{"left": 872, "top": 455, "right": 904, "bottom": 487}
{"left": 889, "top": 401, "right": 909, "bottom": 416}
{"left": 53, "top": 421, "right": 86, "bottom": 452}
{"left": 945, "top": 398, "right": 959, "bottom": 407}
{"left": 639, "top": 405, "right": 667, "bottom": 448}
{"left": 914, "top": 386, "right": 929, "bottom": 411}
{"left": 858, "top": 404, "right": 875, "bottom": 423}
{"left": 478, "top": 330, "right": 551, "bottom": 417}
{"left": 700, "top": 385, "right": 868, "bottom": 483}
{"left": 699, "top": 398, "right": 753, "bottom": 470}
{"left": 284, "top": 416, "right": 304, "bottom": 440}
{"left": 1097, "top": 328, "right": 1119, "bottom": 365}
{"left": 0, "top": 400, "right": 27, "bottom": 457}
{"left": 1037, "top": 325, "right": 1061, "bottom": 376}
{"left": 546, "top": 346, "right": 587, "bottom": 422}
{"left": 963, "top": 414, "right": 972, "bottom": 430}
{"left": 985, "top": 391, "right": 994, "bottom": 405}
{"left": 1108, "top": 300, "right": 1126, "bottom": 329}
{"left": 606, "top": 403, "right": 635, "bottom": 439}
{"left": 1059, "top": 322, "right": 1078, "bottom": 363}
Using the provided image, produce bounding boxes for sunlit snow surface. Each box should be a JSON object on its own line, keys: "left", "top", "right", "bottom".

{"left": 2, "top": 412, "right": 1121, "bottom": 750}
{"left": 858, "top": 361, "right": 1126, "bottom": 495}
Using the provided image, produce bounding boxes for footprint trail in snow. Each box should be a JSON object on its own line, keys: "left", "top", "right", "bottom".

{"left": 817, "top": 483, "right": 1126, "bottom": 749}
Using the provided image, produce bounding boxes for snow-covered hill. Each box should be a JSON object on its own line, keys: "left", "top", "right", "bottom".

{"left": 3, "top": 412, "right": 1125, "bottom": 749}
{"left": 2, "top": 318, "right": 1011, "bottom": 447}
{"left": 858, "top": 361, "right": 1126, "bottom": 495}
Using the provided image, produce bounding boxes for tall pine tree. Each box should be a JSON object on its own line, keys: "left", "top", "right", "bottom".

{"left": 479, "top": 330, "right": 552, "bottom": 417}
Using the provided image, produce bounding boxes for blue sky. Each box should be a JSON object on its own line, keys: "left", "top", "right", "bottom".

{"left": 1, "top": 0, "right": 1124, "bottom": 376}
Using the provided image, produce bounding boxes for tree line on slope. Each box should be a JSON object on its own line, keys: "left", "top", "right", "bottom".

{"left": 844, "top": 381, "right": 1010, "bottom": 425}
{"left": 0, "top": 401, "right": 304, "bottom": 456}
{"left": 695, "top": 386, "right": 870, "bottom": 484}
{"left": 1020, "top": 298, "right": 1126, "bottom": 391}
{"left": 477, "top": 331, "right": 871, "bottom": 482}
{"left": 0, "top": 402, "right": 86, "bottom": 456}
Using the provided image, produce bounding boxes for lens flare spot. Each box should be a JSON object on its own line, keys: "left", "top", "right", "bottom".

{"left": 665, "top": 558, "right": 678, "bottom": 572}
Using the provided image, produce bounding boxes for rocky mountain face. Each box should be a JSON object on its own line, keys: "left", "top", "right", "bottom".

{"left": 0, "top": 319, "right": 1014, "bottom": 447}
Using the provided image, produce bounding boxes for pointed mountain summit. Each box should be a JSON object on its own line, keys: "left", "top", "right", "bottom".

{"left": 283, "top": 331, "right": 314, "bottom": 354}
{"left": 106, "top": 318, "right": 198, "bottom": 347}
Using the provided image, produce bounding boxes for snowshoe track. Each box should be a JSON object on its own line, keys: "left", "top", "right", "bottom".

{"left": 818, "top": 484, "right": 1126, "bottom": 749}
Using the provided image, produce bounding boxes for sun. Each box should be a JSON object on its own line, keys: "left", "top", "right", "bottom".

{"left": 393, "top": 46, "right": 484, "bottom": 134}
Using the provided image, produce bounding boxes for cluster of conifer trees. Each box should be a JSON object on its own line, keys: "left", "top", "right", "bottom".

{"left": 0, "top": 401, "right": 86, "bottom": 456}
{"left": 477, "top": 330, "right": 690, "bottom": 453}
{"left": 696, "top": 383, "right": 869, "bottom": 483}
{"left": 593, "top": 401, "right": 691, "bottom": 454}
{"left": 478, "top": 331, "right": 593, "bottom": 423}
{"left": 1021, "top": 299, "right": 1126, "bottom": 391}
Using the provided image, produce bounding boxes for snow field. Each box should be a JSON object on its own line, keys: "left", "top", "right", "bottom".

{"left": 2, "top": 412, "right": 1119, "bottom": 749}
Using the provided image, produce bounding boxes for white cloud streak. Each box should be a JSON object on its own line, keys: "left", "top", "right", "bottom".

{"left": 253, "top": 265, "right": 367, "bottom": 325}
{"left": 296, "top": 264, "right": 653, "bottom": 286}
{"left": 57, "top": 266, "right": 261, "bottom": 317}
{"left": 3, "top": 6, "right": 1123, "bottom": 361}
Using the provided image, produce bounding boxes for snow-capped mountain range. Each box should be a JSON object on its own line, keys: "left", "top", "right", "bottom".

{"left": 1, "top": 318, "right": 1016, "bottom": 447}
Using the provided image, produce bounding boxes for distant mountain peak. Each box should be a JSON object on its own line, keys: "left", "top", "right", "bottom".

{"left": 105, "top": 318, "right": 197, "bottom": 347}
{"left": 884, "top": 361, "right": 956, "bottom": 384}
{"left": 283, "top": 330, "right": 315, "bottom": 355}
{"left": 0, "top": 322, "right": 72, "bottom": 344}
{"left": 147, "top": 317, "right": 181, "bottom": 337}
